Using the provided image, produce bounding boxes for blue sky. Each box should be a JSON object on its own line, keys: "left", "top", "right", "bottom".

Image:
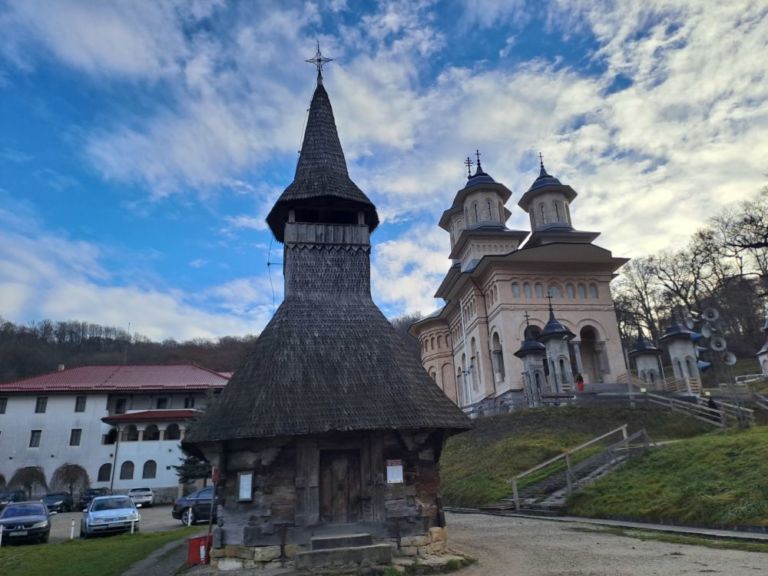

{"left": 0, "top": 0, "right": 766, "bottom": 340}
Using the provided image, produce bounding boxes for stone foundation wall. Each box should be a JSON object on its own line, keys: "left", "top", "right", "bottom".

{"left": 396, "top": 526, "right": 448, "bottom": 557}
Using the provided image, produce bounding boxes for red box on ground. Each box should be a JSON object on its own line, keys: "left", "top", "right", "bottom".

{"left": 187, "top": 534, "right": 212, "bottom": 566}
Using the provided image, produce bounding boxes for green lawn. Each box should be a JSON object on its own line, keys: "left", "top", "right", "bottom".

{"left": 566, "top": 426, "right": 768, "bottom": 526}
{"left": 440, "top": 405, "right": 712, "bottom": 507}
{"left": 0, "top": 527, "right": 199, "bottom": 576}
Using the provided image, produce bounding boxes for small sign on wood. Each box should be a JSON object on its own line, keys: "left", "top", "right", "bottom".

{"left": 386, "top": 459, "right": 404, "bottom": 484}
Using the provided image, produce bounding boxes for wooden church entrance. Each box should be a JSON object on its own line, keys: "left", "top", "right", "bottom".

{"left": 319, "top": 450, "right": 362, "bottom": 523}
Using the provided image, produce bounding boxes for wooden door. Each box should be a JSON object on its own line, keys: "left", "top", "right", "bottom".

{"left": 319, "top": 450, "right": 361, "bottom": 523}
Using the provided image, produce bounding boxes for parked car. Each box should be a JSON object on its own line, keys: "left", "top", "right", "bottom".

{"left": 171, "top": 487, "right": 216, "bottom": 525}
{"left": 0, "top": 489, "right": 26, "bottom": 511}
{"left": 78, "top": 487, "right": 110, "bottom": 510}
{"left": 0, "top": 501, "right": 51, "bottom": 544}
{"left": 42, "top": 492, "right": 74, "bottom": 513}
{"left": 127, "top": 487, "right": 154, "bottom": 508}
{"left": 80, "top": 495, "right": 140, "bottom": 538}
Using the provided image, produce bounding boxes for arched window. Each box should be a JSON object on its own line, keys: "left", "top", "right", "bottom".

{"left": 473, "top": 202, "right": 479, "bottom": 224}
{"left": 143, "top": 424, "right": 159, "bottom": 441}
{"left": 492, "top": 333, "right": 505, "bottom": 381}
{"left": 122, "top": 425, "right": 139, "bottom": 442}
{"left": 685, "top": 357, "right": 696, "bottom": 378}
{"left": 97, "top": 463, "right": 112, "bottom": 482}
{"left": 486, "top": 199, "right": 492, "bottom": 221}
{"left": 523, "top": 282, "right": 532, "bottom": 298}
{"left": 142, "top": 460, "right": 157, "bottom": 479}
{"left": 577, "top": 283, "right": 587, "bottom": 299}
{"left": 437, "top": 335, "right": 443, "bottom": 349}
{"left": 511, "top": 282, "right": 521, "bottom": 298}
{"left": 164, "top": 424, "right": 181, "bottom": 441}
{"left": 430, "top": 337, "right": 435, "bottom": 351}
{"left": 539, "top": 203, "right": 547, "bottom": 225}
{"left": 535, "top": 283, "right": 545, "bottom": 298}
{"left": 589, "top": 283, "right": 599, "bottom": 299}
{"left": 470, "top": 338, "right": 479, "bottom": 391}
{"left": 554, "top": 201, "right": 561, "bottom": 221}
{"left": 120, "top": 461, "right": 134, "bottom": 480}
{"left": 548, "top": 285, "right": 562, "bottom": 298}
{"left": 566, "top": 283, "right": 575, "bottom": 299}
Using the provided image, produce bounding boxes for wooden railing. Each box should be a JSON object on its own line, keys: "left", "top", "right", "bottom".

{"left": 509, "top": 425, "right": 632, "bottom": 512}
{"left": 617, "top": 372, "right": 701, "bottom": 394}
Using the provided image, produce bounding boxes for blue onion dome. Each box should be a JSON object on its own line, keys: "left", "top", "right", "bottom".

{"left": 539, "top": 303, "right": 575, "bottom": 342}
{"left": 528, "top": 158, "right": 562, "bottom": 191}
{"left": 514, "top": 337, "right": 546, "bottom": 358}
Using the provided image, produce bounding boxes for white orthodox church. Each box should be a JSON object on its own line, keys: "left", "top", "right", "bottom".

{"left": 411, "top": 157, "right": 629, "bottom": 411}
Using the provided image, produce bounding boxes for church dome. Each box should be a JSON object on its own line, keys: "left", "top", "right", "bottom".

{"left": 514, "top": 336, "right": 546, "bottom": 358}
{"left": 539, "top": 303, "right": 575, "bottom": 342}
{"left": 527, "top": 161, "right": 562, "bottom": 191}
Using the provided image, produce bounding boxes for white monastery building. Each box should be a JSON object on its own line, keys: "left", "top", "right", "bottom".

{"left": 411, "top": 157, "right": 628, "bottom": 411}
{"left": 0, "top": 364, "right": 227, "bottom": 500}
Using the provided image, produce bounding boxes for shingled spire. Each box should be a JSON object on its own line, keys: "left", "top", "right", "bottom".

{"left": 266, "top": 79, "right": 379, "bottom": 242}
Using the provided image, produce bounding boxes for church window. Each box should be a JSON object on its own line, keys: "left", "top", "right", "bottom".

{"left": 97, "top": 463, "right": 112, "bottom": 482}
{"left": 535, "top": 283, "right": 545, "bottom": 298}
{"left": 142, "top": 460, "right": 157, "bottom": 479}
{"left": 566, "top": 283, "right": 575, "bottom": 299}
{"left": 470, "top": 338, "right": 479, "bottom": 391}
{"left": 430, "top": 337, "right": 435, "bottom": 351}
{"left": 589, "top": 283, "right": 599, "bottom": 299}
{"left": 120, "top": 461, "right": 134, "bottom": 480}
{"left": 539, "top": 203, "right": 547, "bottom": 225}
{"left": 511, "top": 282, "right": 521, "bottom": 297}
{"left": 473, "top": 202, "right": 479, "bottom": 224}
{"left": 577, "top": 283, "right": 587, "bottom": 299}
{"left": 486, "top": 199, "right": 492, "bottom": 221}
{"left": 554, "top": 201, "right": 561, "bottom": 221}
{"left": 523, "top": 282, "right": 532, "bottom": 298}
{"left": 492, "top": 333, "right": 505, "bottom": 381}
{"left": 437, "top": 335, "right": 443, "bottom": 348}
{"left": 548, "top": 285, "right": 562, "bottom": 298}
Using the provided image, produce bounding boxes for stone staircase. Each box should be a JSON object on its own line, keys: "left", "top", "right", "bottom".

{"left": 295, "top": 532, "right": 392, "bottom": 572}
{"left": 482, "top": 428, "right": 651, "bottom": 515}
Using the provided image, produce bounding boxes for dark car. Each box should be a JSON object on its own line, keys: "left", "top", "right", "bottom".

{"left": 42, "top": 492, "right": 74, "bottom": 513}
{"left": 78, "top": 487, "right": 110, "bottom": 510}
{"left": 0, "top": 501, "right": 51, "bottom": 544}
{"left": 172, "top": 487, "right": 217, "bottom": 525}
{"left": 0, "top": 490, "right": 26, "bottom": 511}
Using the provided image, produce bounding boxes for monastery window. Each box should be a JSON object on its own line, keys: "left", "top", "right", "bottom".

{"left": 184, "top": 396, "right": 195, "bottom": 409}
{"left": 539, "top": 203, "right": 547, "bottom": 225}
{"left": 35, "top": 396, "right": 48, "bottom": 413}
{"left": 554, "top": 201, "right": 561, "bottom": 221}
{"left": 29, "top": 429, "right": 42, "bottom": 447}
{"left": 120, "top": 461, "right": 135, "bottom": 480}
{"left": 143, "top": 425, "right": 160, "bottom": 441}
{"left": 437, "top": 335, "right": 443, "bottom": 348}
{"left": 156, "top": 397, "right": 169, "bottom": 409}
{"left": 103, "top": 428, "right": 117, "bottom": 445}
{"left": 548, "top": 285, "right": 562, "bottom": 299}
{"left": 115, "top": 398, "right": 127, "bottom": 414}
{"left": 470, "top": 338, "right": 479, "bottom": 391}
{"left": 511, "top": 282, "right": 521, "bottom": 298}
{"left": 577, "top": 283, "right": 587, "bottom": 299}
{"left": 473, "top": 202, "right": 479, "bottom": 224}
{"left": 75, "top": 395, "right": 86, "bottom": 412}
{"left": 535, "top": 283, "right": 545, "bottom": 299}
{"left": 97, "top": 463, "right": 112, "bottom": 482}
{"left": 492, "top": 333, "right": 505, "bottom": 381}
{"left": 142, "top": 460, "right": 157, "bottom": 480}
{"left": 566, "top": 283, "right": 575, "bottom": 299}
{"left": 589, "top": 283, "right": 599, "bottom": 299}
{"left": 523, "top": 282, "right": 532, "bottom": 298}
{"left": 69, "top": 428, "right": 82, "bottom": 446}
{"left": 164, "top": 423, "right": 181, "bottom": 441}
{"left": 122, "top": 425, "right": 139, "bottom": 442}
{"left": 431, "top": 337, "right": 435, "bottom": 351}
{"left": 486, "top": 199, "right": 492, "bottom": 221}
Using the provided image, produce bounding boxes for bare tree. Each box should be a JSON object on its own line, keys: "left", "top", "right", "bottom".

{"left": 51, "top": 463, "right": 90, "bottom": 497}
{"left": 9, "top": 466, "right": 48, "bottom": 499}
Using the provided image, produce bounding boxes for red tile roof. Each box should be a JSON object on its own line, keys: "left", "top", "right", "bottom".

{"left": 102, "top": 409, "right": 201, "bottom": 424}
{"left": 0, "top": 364, "right": 228, "bottom": 393}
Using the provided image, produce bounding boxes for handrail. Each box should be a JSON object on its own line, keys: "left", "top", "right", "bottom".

{"left": 509, "top": 424, "right": 629, "bottom": 511}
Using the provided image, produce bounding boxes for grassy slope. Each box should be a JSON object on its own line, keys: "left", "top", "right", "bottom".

{"left": 566, "top": 426, "right": 768, "bottom": 526}
{"left": 0, "top": 527, "right": 199, "bottom": 576}
{"left": 440, "top": 405, "right": 712, "bottom": 508}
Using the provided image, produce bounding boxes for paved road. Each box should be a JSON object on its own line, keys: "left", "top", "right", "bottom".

{"left": 49, "top": 505, "right": 183, "bottom": 542}
{"left": 447, "top": 512, "right": 768, "bottom": 576}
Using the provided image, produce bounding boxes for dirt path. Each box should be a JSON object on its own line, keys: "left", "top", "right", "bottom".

{"left": 446, "top": 513, "right": 767, "bottom": 576}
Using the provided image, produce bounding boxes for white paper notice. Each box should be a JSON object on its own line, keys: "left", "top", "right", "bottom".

{"left": 386, "top": 459, "right": 404, "bottom": 484}
{"left": 238, "top": 471, "right": 253, "bottom": 501}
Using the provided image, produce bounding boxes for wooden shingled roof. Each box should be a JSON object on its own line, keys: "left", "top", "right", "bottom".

{"left": 266, "top": 83, "right": 379, "bottom": 242}
{"left": 184, "top": 295, "right": 470, "bottom": 442}
{"left": 185, "top": 74, "right": 469, "bottom": 444}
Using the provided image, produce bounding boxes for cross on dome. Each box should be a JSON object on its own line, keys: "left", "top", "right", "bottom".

{"left": 464, "top": 156, "right": 474, "bottom": 178}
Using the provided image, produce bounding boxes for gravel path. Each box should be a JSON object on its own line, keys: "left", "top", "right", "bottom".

{"left": 446, "top": 512, "right": 767, "bottom": 576}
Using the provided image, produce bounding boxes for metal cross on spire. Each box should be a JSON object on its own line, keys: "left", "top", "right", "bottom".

{"left": 306, "top": 41, "right": 333, "bottom": 84}
{"left": 475, "top": 149, "right": 483, "bottom": 172}
{"left": 539, "top": 152, "right": 544, "bottom": 167}
{"left": 524, "top": 311, "right": 531, "bottom": 327}
{"left": 464, "top": 156, "right": 474, "bottom": 178}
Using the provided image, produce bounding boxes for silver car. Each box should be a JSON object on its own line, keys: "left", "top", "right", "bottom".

{"left": 127, "top": 487, "right": 154, "bottom": 508}
{"left": 80, "top": 495, "right": 140, "bottom": 538}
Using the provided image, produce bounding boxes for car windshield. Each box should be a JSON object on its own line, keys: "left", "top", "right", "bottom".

{"left": 1, "top": 503, "right": 45, "bottom": 518}
{"left": 44, "top": 493, "right": 67, "bottom": 501}
{"left": 92, "top": 497, "right": 133, "bottom": 511}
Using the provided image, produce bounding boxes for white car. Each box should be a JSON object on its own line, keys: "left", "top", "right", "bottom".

{"left": 127, "top": 487, "right": 154, "bottom": 508}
